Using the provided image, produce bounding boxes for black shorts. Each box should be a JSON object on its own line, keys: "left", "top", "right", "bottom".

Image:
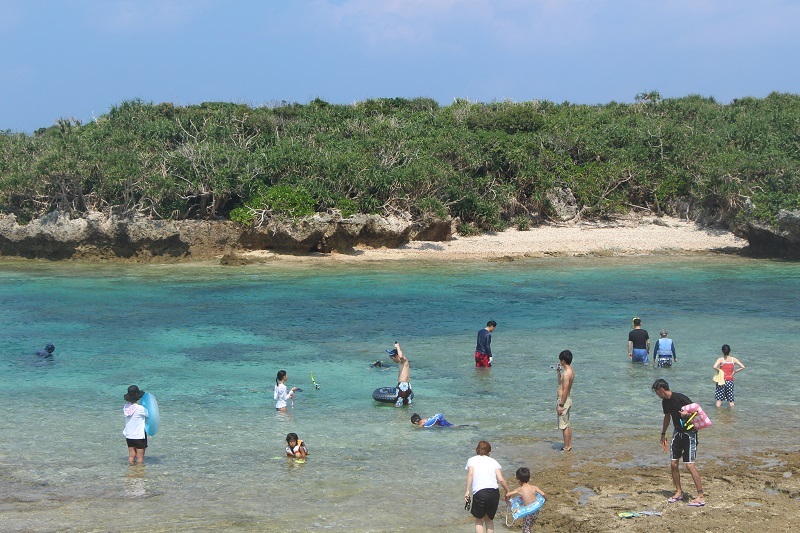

{"left": 670, "top": 431, "right": 697, "bottom": 463}
{"left": 470, "top": 487, "right": 500, "bottom": 519}
{"left": 126, "top": 436, "right": 148, "bottom": 449}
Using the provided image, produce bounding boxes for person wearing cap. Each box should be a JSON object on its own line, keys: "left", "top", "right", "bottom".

{"left": 388, "top": 342, "right": 412, "bottom": 407}
{"left": 122, "top": 385, "right": 149, "bottom": 465}
{"left": 628, "top": 318, "right": 650, "bottom": 364}
{"left": 35, "top": 343, "right": 55, "bottom": 358}
{"left": 475, "top": 320, "right": 497, "bottom": 368}
{"left": 653, "top": 330, "right": 677, "bottom": 367}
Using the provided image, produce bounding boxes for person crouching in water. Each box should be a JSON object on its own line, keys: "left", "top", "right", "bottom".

{"left": 285, "top": 433, "right": 308, "bottom": 459}
{"left": 122, "top": 385, "right": 149, "bottom": 466}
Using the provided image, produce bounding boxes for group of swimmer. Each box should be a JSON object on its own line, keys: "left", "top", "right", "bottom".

{"left": 268, "top": 324, "right": 559, "bottom": 532}
{"left": 463, "top": 322, "right": 569, "bottom": 532}
{"left": 110, "top": 312, "right": 747, "bottom": 529}
{"left": 628, "top": 317, "right": 747, "bottom": 510}
{"left": 627, "top": 317, "right": 747, "bottom": 407}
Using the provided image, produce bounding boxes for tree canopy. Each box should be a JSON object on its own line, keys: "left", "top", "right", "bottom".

{"left": 1, "top": 93, "right": 798, "bottom": 234}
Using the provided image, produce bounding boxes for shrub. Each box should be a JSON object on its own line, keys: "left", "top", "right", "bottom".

{"left": 229, "top": 206, "right": 252, "bottom": 226}
{"left": 414, "top": 197, "right": 448, "bottom": 220}
{"left": 457, "top": 222, "right": 481, "bottom": 236}
{"left": 261, "top": 185, "right": 315, "bottom": 218}
{"left": 514, "top": 215, "right": 531, "bottom": 231}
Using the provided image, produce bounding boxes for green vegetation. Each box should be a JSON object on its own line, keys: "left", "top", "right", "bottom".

{"left": 1, "top": 92, "right": 798, "bottom": 231}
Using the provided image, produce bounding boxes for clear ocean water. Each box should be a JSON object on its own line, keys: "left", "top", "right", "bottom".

{"left": 1, "top": 255, "right": 798, "bottom": 532}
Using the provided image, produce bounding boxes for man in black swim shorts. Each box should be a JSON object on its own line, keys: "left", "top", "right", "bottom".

{"left": 652, "top": 379, "right": 705, "bottom": 507}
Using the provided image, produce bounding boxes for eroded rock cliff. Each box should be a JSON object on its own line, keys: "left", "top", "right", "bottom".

{"left": 0, "top": 212, "right": 456, "bottom": 261}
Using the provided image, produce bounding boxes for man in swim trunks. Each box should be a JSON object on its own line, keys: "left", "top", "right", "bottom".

{"left": 556, "top": 349, "right": 574, "bottom": 452}
{"left": 388, "top": 342, "right": 412, "bottom": 407}
{"left": 652, "top": 379, "right": 705, "bottom": 507}
{"left": 628, "top": 318, "right": 650, "bottom": 364}
{"left": 475, "top": 320, "right": 496, "bottom": 367}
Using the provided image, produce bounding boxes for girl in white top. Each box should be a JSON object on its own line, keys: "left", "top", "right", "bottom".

{"left": 274, "top": 370, "right": 296, "bottom": 411}
{"left": 122, "top": 385, "right": 149, "bottom": 465}
{"left": 464, "top": 440, "right": 510, "bottom": 533}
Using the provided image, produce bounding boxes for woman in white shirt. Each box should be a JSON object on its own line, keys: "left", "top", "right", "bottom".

{"left": 274, "top": 370, "right": 296, "bottom": 411}
{"left": 464, "top": 440, "right": 510, "bottom": 533}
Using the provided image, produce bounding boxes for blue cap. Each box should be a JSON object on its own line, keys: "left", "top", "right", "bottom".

{"left": 385, "top": 348, "right": 398, "bottom": 356}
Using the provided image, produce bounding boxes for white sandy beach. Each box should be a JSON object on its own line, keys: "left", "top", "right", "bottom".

{"left": 242, "top": 215, "right": 747, "bottom": 262}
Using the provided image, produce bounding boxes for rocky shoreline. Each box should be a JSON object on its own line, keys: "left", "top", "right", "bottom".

{"left": 0, "top": 211, "right": 455, "bottom": 262}
{"left": 0, "top": 210, "right": 796, "bottom": 262}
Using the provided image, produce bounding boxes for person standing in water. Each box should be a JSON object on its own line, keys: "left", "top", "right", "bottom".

{"left": 475, "top": 320, "right": 497, "bottom": 368}
{"left": 654, "top": 330, "right": 677, "bottom": 367}
{"left": 464, "top": 440, "right": 510, "bottom": 533}
{"left": 713, "top": 344, "right": 745, "bottom": 408}
{"left": 122, "top": 385, "right": 149, "bottom": 466}
{"left": 628, "top": 317, "right": 650, "bottom": 364}
{"left": 274, "top": 370, "right": 296, "bottom": 412}
{"left": 556, "top": 349, "right": 575, "bottom": 452}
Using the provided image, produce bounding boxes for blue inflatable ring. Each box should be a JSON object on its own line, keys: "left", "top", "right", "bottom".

{"left": 511, "top": 493, "right": 545, "bottom": 519}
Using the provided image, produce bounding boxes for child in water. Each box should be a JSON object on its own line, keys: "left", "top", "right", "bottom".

{"left": 274, "top": 370, "right": 297, "bottom": 412}
{"left": 505, "top": 467, "right": 546, "bottom": 532}
{"left": 285, "top": 433, "right": 308, "bottom": 459}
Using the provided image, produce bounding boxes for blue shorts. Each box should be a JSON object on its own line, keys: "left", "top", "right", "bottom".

{"left": 632, "top": 349, "right": 649, "bottom": 364}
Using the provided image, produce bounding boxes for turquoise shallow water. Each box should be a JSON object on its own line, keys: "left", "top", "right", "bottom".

{"left": 1, "top": 255, "right": 798, "bottom": 531}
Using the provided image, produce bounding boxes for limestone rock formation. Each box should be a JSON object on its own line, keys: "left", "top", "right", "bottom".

{"left": 0, "top": 211, "right": 456, "bottom": 261}
{"left": 739, "top": 209, "right": 800, "bottom": 259}
{"left": 545, "top": 187, "right": 578, "bottom": 221}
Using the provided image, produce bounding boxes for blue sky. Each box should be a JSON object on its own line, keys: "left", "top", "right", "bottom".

{"left": 2, "top": 0, "right": 799, "bottom": 133}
